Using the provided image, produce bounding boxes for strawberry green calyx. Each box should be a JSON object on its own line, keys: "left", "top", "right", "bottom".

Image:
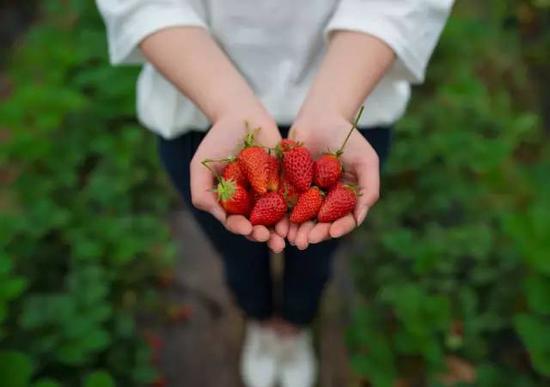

{"left": 216, "top": 179, "right": 237, "bottom": 201}
{"left": 243, "top": 122, "right": 262, "bottom": 148}
{"left": 342, "top": 183, "right": 360, "bottom": 195}
{"left": 204, "top": 156, "right": 236, "bottom": 164}
{"left": 275, "top": 138, "right": 300, "bottom": 156}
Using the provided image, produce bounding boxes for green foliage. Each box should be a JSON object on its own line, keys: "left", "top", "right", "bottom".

{"left": 349, "top": 1, "right": 550, "bottom": 385}
{"left": 0, "top": 351, "right": 34, "bottom": 387}
{"left": 0, "top": 1, "right": 174, "bottom": 385}
{"left": 83, "top": 371, "right": 116, "bottom": 387}
{"left": 1, "top": 0, "right": 549, "bottom": 386}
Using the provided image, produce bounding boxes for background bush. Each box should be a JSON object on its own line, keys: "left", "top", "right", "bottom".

{"left": 0, "top": 0, "right": 548, "bottom": 386}
{"left": 348, "top": 1, "right": 550, "bottom": 386}
{"left": 0, "top": 1, "right": 174, "bottom": 386}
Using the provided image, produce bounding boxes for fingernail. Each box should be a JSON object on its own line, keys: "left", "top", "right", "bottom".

{"left": 357, "top": 207, "right": 369, "bottom": 226}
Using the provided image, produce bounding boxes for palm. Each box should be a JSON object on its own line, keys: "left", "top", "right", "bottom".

{"left": 284, "top": 115, "right": 380, "bottom": 250}
{"left": 190, "top": 116, "right": 286, "bottom": 251}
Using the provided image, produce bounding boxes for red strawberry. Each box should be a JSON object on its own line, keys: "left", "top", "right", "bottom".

{"left": 282, "top": 145, "right": 314, "bottom": 192}
{"left": 314, "top": 106, "right": 365, "bottom": 189}
{"left": 238, "top": 132, "right": 271, "bottom": 194}
{"left": 251, "top": 190, "right": 263, "bottom": 205}
{"left": 314, "top": 154, "right": 342, "bottom": 189}
{"left": 290, "top": 187, "right": 324, "bottom": 224}
{"left": 143, "top": 330, "right": 164, "bottom": 364}
{"left": 278, "top": 138, "right": 298, "bottom": 152}
{"left": 222, "top": 159, "right": 248, "bottom": 186}
{"left": 267, "top": 154, "right": 280, "bottom": 192}
{"left": 216, "top": 179, "right": 251, "bottom": 215}
{"left": 202, "top": 159, "right": 252, "bottom": 215}
{"left": 250, "top": 192, "right": 287, "bottom": 226}
{"left": 317, "top": 183, "right": 358, "bottom": 223}
{"left": 278, "top": 175, "right": 300, "bottom": 208}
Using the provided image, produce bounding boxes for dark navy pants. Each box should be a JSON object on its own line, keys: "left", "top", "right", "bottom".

{"left": 157, "top": 126, "right": 391, "bottom": 325}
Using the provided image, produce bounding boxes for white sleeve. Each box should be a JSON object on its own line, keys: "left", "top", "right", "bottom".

{"left": 325, "top": 0, "right": 454, "bottom": 83}
{"left": 96, "top": 0, "right": 207, "bottom": 65}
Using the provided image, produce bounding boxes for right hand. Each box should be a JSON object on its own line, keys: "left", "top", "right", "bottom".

{"left": 190, "top": 113, "right": 287, "bottom": 252}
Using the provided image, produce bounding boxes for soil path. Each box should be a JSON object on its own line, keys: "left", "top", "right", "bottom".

{"left": 158, "top": 208, "right": 358, "bottom": 387}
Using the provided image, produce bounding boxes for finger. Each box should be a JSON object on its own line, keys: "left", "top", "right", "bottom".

{"left": 251, "top": 225, "right": 270, "bottom": 242}
{"left": 268, "top": 233, "right": 285, "bottom": 253}
{"left": 190, "top": 158, "right": 226, "bottom": 223}
{"left": 329, "top": 214, "right": 356, "bottom": 239}
{"left": 275, "top": 216, "right": 290, "bottom": 238}
{"left": 287, "top": 223, "right": 298, "bottom": 245}
{"left": 226, "top": 215, "right": 253, "bottom": 236}
{"left": 295, "top": 221, "right": 315, "bottom": 250}
{"left": 353, "top": 158, "right": 380, "bottom": 226}
{"left": 308, "top": 222, "right": 331, "bottom": 244}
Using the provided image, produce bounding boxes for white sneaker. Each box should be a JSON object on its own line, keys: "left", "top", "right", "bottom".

{"left": 277, "top": 330, "right": 317, "bottom": 387}
{"left": 241, "top": 322, "right": 279, "bottom": 387}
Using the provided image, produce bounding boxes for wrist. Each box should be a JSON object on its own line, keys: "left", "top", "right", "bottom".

{"left": 294, "top": 106, "right": 349, "bottom": 132}
{"left": 212, "top": 103, "right": 276, "bottom": 130}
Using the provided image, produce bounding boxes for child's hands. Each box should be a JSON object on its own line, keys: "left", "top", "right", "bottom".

{"left": 190, "top": 113, "right": 286, "bottom": 251}
{"left": 286, "top": 112, "right": 380, "bottom": 250}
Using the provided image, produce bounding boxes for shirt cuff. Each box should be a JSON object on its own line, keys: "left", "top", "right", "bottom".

{"left": 109, "top": 4, "right": 206, "bottom": 65}
{"left": 325, "top": 4, "right": 428, "bottom": 84}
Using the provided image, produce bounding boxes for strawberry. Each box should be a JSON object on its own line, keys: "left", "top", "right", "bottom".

{"left": 215, "top": 179, "right": 251, "bottom": 215}
{"left": 250, "top": 192, "right": 287, "bottom": 226}
{"left": 143, "top": 330, "right": 164, "bottom": 364}
{"left": 251, "top": 189, "right": 262, "bottom": 203}
{"left": 314, "top": 154, "right": 342, "bottom": 189}
{"left": 314, "top": 106, "right": 365, "bottom": 189}
{"left": 278, "top": 138, "right": 298, "bottom": 153}
{"left": 238, "top": 131, "right": 271, "bottom": 194}
{"left": 202, "top": 159, "right": 252, "bottom": 215}
{"left": 267, "top": 154, "right": 280, "bottom": 192}
{"left": 282, "top": 145, "right": 314, "bottom": 192}
{"left": 290, "top": 187, "right": 324, "bottom": 224}
{"left": 222, "top": 159, "right": 248, "bottom": 186}
{"left": 278, "top": 175, "right": 300, "bottom": 207}
{"left": 317, "top": 183, "right": 358, "bottom": 223}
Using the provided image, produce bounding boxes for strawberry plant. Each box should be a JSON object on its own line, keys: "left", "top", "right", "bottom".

{"left": 0, "top": 0, "right": 175, "bottom": 385}
{"left": 347, "top": 1, "right": 550, "bottom": 386}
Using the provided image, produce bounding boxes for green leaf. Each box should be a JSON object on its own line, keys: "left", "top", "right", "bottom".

{"left": 83, "top": 370, "right": 116, "bottom": 387}
{"left": 524, "top": 274, "right": 550, "bottom": 315}
{"left": 0, "top": 351, "right": 34, "bottom": 387}
{"left": 33, "top": 379, "right": 61, "bottom": 387}
{"left": 514, "top": 314, "right": 550, "bottom": 376}
{"left": 0, "top": 277, "right": 27, "bottom": 300}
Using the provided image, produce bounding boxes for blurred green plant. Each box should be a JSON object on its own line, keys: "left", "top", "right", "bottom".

{"left": 0, "top": 1, "right": 174, "bottom": 386}
{"left": 348, "top": 1, "right": 550, "bottom": 386}
{"left": 1, "top": 0, "right": 549, "bottom": 386}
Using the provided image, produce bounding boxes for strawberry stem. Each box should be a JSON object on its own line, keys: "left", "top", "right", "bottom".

{"left": 243, "top": 121, "right": 261, "bottom": 148}
{"left": 201, "top": 159, "right": 221, "bottom": 180}
{"left": 336, "top": 105, "right": 365, "bottom": 157}
{"left": 204, "top": 156, "right": 236, "bottom": 163}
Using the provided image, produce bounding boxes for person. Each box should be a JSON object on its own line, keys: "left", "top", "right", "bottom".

{"left": 97, "top": 1, "right": 453, "bottom": 386}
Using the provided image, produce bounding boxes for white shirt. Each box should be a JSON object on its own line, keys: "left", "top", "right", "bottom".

{"left": 97, "top": 0, "right": 453, "bottom": 139}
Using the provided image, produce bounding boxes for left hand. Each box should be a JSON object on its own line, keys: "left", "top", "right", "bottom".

{"left": 283, "top": 112, "right": 381, "bottom": 250}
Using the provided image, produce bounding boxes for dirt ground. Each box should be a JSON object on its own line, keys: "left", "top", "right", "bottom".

{"left": 156, "top": 208, "right": 359, "bottom": 387}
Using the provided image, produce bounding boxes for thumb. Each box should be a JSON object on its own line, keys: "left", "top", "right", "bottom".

{"left": 353, "top": 157, "right": 380, "bottom": 226}
{"left": 190, "top": 156, "right": 226, "bottom": 223}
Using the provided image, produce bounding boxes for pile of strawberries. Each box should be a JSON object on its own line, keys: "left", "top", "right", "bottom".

{"left": 203, "top": 109, "right": 364, "bottom": 228}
